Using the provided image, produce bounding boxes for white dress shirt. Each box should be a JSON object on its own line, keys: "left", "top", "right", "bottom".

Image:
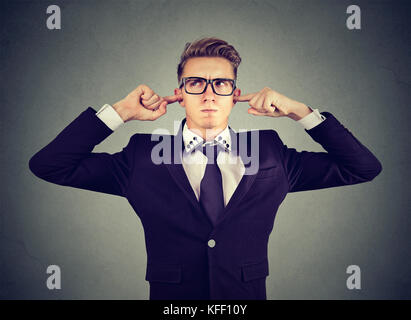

{"left": 95, "top": 104, "right": 326, "bottom": 206}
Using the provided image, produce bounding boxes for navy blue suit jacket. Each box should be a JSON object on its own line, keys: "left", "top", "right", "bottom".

{"left": 29, "top": 107, "right": 382, "bottom": 299}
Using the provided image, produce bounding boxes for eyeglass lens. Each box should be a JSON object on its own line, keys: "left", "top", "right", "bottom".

{"left": 185, "top": 78, "right": 234, "bottom": 95}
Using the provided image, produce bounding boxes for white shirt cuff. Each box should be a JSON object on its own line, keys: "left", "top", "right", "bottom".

{"left": 297, "top": 108, "right": 326, "bottom": 130}
{"left": 95, "top": 104, "right": 124, "bottom": 131}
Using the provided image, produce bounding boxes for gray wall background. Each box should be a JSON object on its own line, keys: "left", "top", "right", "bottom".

{"left": 1, "top": 0, "right": 410, "bottom": 299}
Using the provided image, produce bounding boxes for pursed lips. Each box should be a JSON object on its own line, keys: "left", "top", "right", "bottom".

{"left": 201, "top": 109, "right": 218, "bottom": 112}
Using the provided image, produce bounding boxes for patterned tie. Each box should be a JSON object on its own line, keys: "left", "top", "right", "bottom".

{"left": 199, "top": 144, "right": 224, "bottom": 225}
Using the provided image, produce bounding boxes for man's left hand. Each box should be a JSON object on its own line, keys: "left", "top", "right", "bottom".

{"left": 234, "top": 87, "right": 313, "bottom": 121}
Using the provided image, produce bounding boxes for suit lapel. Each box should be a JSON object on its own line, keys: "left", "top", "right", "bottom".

{"left": 217, "top": 174, "right": 257, "bottom": 226}
{"left": 215, "top": 129, "right": 259, "bottom": 226}
{"left": 164, "top": 120, "right": 260, "bottom": 228}
{"left": 166, "top": 160, "right": 204, "bottom": 214}
{"left": 164, "top": 119, "right": 210, "bottom": 223}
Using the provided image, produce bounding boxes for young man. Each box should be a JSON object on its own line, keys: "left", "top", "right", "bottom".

{"left": 29, "top": 37, "right": 382, "bottom": 300}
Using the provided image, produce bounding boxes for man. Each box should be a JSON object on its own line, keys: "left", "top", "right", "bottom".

{"left": 29, "top": 37, "right": 382, "bottom": 300}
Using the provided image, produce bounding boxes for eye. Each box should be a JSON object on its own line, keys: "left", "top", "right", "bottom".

{"left": 187, "top": 78, "right": 204, "bottom": 87}
{"left": 215, "top": 80, "right": 229, "bottom": 87}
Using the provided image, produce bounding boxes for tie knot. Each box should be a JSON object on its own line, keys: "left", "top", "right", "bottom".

{"left": 201, "top": 144, "right": 220, "bottom": 163}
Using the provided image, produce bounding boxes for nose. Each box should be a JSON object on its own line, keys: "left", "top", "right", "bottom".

{"left": 203, "top": 82, "right": 215, "bottom": 101}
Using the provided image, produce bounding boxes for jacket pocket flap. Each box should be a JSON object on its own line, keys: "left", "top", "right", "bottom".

{"left": 145, "top": 264, "right": 182, "bottom": 284}
{"left": 242, "top": 259, "right": 269, "bottom": 282}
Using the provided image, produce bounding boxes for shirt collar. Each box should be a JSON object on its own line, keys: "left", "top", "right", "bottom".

{"left": 182, "top": 122, "right": 232, "bottom": 154}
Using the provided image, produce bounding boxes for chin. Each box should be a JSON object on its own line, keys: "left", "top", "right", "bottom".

{"left": 201, "top": 120, "right": 218, "bottom": 129}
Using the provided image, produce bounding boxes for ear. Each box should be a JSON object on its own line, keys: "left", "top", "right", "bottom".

{"left": 233, "top": 88, "right": 241, "bottom": 106}
{"left": 175, "top": 88, "right": 185, "bottom": 108}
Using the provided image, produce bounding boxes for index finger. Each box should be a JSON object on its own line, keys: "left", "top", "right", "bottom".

{"left": 234, "top": 92, "right": 257, "bottom": 102}
{"left": 163, "top": 93, "right": 183, "bottom": 104}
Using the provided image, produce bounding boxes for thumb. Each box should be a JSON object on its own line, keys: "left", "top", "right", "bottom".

{"left": 248, "top": 107, "right": 265, "bottom": 116}
{"left": 151, "top": 100, "right": 168, "bottom": 119}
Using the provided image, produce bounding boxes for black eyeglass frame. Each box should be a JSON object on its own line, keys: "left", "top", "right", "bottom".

{"left": 179, "top": 77, "right": 237, "bottom": 96}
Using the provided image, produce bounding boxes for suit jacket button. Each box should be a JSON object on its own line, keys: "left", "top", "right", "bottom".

{"left": 208, "top": 239, "right": 216, "bottom": 248}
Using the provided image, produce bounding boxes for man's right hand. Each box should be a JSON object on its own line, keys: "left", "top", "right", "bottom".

{"left": 112, "top": 84, "right": 182, "bottom": 122}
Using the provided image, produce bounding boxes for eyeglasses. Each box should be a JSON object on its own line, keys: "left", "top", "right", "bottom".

{"left": 179, "top": 77, "right": 236, "bottom": 96}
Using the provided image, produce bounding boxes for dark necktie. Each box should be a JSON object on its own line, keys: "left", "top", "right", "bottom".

{"left": 199, "top": 144, "right": 224, "bottom": 225}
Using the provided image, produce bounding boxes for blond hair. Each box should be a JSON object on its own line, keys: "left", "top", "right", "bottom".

{"left": 177, "top": 37, "right": 241, "bottom": 83}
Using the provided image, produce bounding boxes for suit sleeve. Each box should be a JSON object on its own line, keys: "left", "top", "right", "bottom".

{"left": 276, "top": 111, "right": 383, "bottom": 193}
{"left": 28, "top": 107, "right": 134, "bottom": 197}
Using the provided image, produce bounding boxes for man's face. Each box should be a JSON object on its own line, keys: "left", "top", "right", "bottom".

{"left": 175, "top": 57, "right": 241, "bottom": 136}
